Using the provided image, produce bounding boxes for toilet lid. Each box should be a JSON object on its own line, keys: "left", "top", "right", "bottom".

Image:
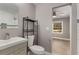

{"left": 30, "top": 45, "right": 45, "bottom": 51}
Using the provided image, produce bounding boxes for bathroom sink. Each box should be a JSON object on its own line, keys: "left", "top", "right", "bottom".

{"left": 0, "top": 37, "right": 27, "bottom": 50}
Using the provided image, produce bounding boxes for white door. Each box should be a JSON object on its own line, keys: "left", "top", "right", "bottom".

{"left": 77, "top": 23, "right": 79, "bottom": 54}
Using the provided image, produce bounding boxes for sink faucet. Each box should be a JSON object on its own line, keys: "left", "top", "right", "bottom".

{"left": 5, "top": 33, "right": 10, "bottom": 40}
{"left": 6, "top": 33, "right": 9, "bottom": 36}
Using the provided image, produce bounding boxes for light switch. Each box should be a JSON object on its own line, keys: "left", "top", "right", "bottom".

{"left": 46, "top": 27, "right": 49, "bottom": 31}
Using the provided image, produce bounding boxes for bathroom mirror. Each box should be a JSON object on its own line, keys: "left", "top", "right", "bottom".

{"left": 52, "top": 21, "right": 63, "bottom": 34}
{"left": 0, "top": 4, "right": 19, "bottom": 28}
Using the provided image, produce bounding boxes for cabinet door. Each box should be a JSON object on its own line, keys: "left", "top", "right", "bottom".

{"left": 0, "top": 42, "right": 27, "bottom": 55}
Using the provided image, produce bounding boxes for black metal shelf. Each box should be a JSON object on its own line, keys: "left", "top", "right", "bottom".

{"left": 22, "top": 16, "right": 38, "bottom": 54}
{"left": 23, "top": 17, "right": 37, "bottom": 22}
{"left": 24, "top": 29, "right": 34, "bottom": 32}
{"left": 22, "top": 16, "right": 38, "bottom": 44}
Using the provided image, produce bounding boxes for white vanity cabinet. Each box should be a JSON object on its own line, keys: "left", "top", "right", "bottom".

{"left": 0, "top": 42, "right": 27, "bottom": 55}
{"left": 0, "top": 37, "right": 27, "bottom": 55}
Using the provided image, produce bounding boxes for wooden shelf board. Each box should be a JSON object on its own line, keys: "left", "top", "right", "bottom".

{"left": 52, "top": 37, "right": 70, "bottom": 41}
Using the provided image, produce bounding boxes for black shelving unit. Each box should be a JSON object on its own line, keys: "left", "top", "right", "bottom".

{"left": 22, "top": 17, "right": 38, "bottom": 54}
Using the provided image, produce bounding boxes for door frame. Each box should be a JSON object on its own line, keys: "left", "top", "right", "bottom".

{"left": 51, "top": 3, "right": 77, "bottom": 55}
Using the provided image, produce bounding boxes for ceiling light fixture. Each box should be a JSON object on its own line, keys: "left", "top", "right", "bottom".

{"left": 53, "top": 11, "right": 56, "bottom": 17}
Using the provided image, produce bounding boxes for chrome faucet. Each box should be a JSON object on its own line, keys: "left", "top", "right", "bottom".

{"left": 5, "top": 33, "right": 10, "bottom": 40}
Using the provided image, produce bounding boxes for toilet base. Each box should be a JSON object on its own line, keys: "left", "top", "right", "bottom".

{"left": 28, "top": 51, "right": 52, "bottom": 55}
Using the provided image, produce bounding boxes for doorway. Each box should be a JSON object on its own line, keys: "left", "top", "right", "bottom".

{"left": 51, "top": 4, "right": 77, "bottom": 55}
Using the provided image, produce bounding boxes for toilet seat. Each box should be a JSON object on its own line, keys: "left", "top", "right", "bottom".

{"left": 30, "top": 45, "right": 45, "bottom": 55}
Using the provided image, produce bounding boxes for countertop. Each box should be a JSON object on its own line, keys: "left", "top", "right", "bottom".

{"left": 0, "top": 37, "right": 27, "bottom": 50}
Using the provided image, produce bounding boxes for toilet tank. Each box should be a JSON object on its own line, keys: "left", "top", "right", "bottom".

{"left": 25, "top": 35, "right": 35, "bottom": 47}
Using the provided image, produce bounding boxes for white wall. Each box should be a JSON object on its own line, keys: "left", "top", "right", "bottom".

{"left": 16, "top": 3, "right": 35, "bottom": 36}
{"left": 35, "top": 3, "right": 66, "bottom": 52}
{"left": 0, "top": 3, "right": 35, "bottom": 39}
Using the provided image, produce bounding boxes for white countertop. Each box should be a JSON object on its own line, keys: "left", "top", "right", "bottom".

{"left": 0, "top": 37, "right": 27, "bottom": 50}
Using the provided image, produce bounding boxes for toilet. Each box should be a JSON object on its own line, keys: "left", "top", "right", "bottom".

{"left": 30, "top": 45, "right": 45, "bottom": 55}
{"left": 25, "top": 35, "right": 45, "bottom": 55}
